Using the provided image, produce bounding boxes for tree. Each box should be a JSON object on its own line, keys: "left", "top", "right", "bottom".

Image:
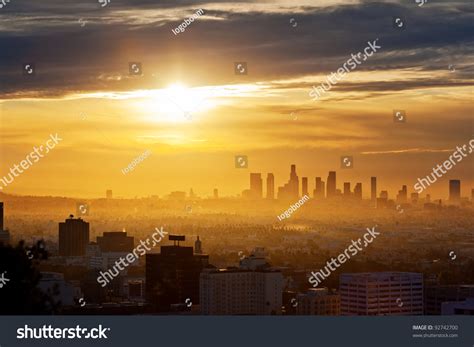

{"left": 0, "top": 240, "right": 60, "bottom": 314}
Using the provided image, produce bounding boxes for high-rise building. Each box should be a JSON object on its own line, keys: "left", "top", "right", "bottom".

{"left": 296, "top": 288, "right": 340, "bottom": 315}
{"left": 449, "top": 180, "right": 461, "bottom": 203}
{"left": 411, "top": 192, "right": 419, "bottom": 204}
{"left": 106, "top": 190, "right": 113, "bottom": 199}
{"left": 213, "top": 188, "right": 218, "bottom": 199}
{"left": 326, "top": 171, "right": 336, "bottom": 198}
{"left": 0, "top": 202, "right": 8, "bottom": 245}
{"left": 471, "top": 188, "right": 474, "bottom": 202}
{"left": 277, "top": 165, "right": 299, "bottom": 200}
{"left": 354, "top": 183, "right": 362, "bottom": 200}
{"left": 340, "top": 272, "right": 423, "bottom": 315}
{"left": 58, "top": 215, "right": 90, "bottom": 256}
{"left": 396, "top": 185, "right": 408, "bottom": 204}
{"left": 370, "top": 177, "right": 377, "bottom": 202}
{"left": 302, "top": 177, "right": 308, "bottom": 197}
{"left": 194, "top": 236, "right": 202, "bottom": 254}
{"left": 343, "top": 182, "right": 351, "bottom": 197}
{"left": 146, "top": 235, "right": 209, "bottom": 312}
{"left": 313, "top": 177, "right": 325, "bottom": 199}
{"left": 97, "top": 231, "right": 134, "bottom": 253}
{"left": 200, "top": 248, "right": 283, "bottom": 315}
{"left": 266, "top": 173, "right": 275, "bottom": 199}
{"left": 249, "top": 173, "right": 263, "bottom": 199}
{"left": 0, "top": 201, "right": 3, "bottom": 232}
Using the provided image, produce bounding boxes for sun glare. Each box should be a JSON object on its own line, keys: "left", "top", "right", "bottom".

{"left": 141, "top": 82, "right": 217, "bottom": 123}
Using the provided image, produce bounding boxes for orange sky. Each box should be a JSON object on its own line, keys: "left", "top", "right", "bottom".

{"left": 0, "top": 0, "right": 472, "bottom": 198}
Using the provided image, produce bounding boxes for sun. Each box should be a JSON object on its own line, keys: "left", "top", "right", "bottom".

{"left": 143, "top": 82, "right": 217, "bottom": 123}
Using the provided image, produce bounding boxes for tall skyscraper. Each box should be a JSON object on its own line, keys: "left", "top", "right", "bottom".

{"left": 266, "top": 173, "right": 275, "bottom": 199}
{"left": 343, "top": 182, "right": 351, "bottom": 197}
{"left": 277, "top": 165, "right": 299, "bottom": 200}
{"left": 289, "top": 164, "right": 299, "bottom": 198}
{"left": 249, "top": 173, "right": 263, "bottom": 199}
{"left": 97, "top": 231, "right": 134, "bottom": 253}
{"left": 106, "top": 190, "right": 113, "bottom": 199}
{"left": 313, "top": 177, "right": 325, "bottom": 199}
{"left": 326, "top": 171, "right": 336, "bottom": 198}
{"left": 146, "top": 235, "right": 209, "bottom": 312}
{"left": 354, "top": 183, "right": 362, "bottom": 200}
{"left": 213, "top": 188, "right": 218, "bottom": 199}
{"left": 0, "top": 202, "right": 9, "bottom": 245}
{"left": 58, "top": 215, "right": 90, "bottom": 256}
{"left": 397, "top": 185, "right": 408, "bottom": 204}
{"left": 0, "top": 201, "right": 3, "bottom": 232}
{"left": 302, "top": 177, "right": 308, "bottom": 197}
{"left": 449, "top": 180, "right": 461, "bottom": 203}
{"left": 340, "top": 272, "right": 423, "bottom": 315}
{"left": 194, "top": 236, "right": 203, "bottom": 254}
{"left": 370, "top": 177, "right": 377, "bottom": 202}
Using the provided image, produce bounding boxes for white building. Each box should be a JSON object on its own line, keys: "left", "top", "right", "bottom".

{"left": 200, "top": 248, "right": 283, "bottom": 315}
{"left": 340, "top": 272, "right": 423, "bottom": 315}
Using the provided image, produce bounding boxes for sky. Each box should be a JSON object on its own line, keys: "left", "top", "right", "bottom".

{"left": 0, "top": 0, "right": 473, "bottom": 198}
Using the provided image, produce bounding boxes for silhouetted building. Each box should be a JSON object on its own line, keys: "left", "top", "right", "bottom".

{"left": 411, "top": 192, "right": 419, "bottom": 204}
{"left": 441, "top": 298, "right": 474, "bottom": 315}
{"left": 449, "top": 180, "right": 461, "bottom": 203}
{"left": 326, "top": 171, "right": 336, "bottom": 198}
{"left": 249, "top": 173, "right": 263, "bottom": 199}
{"left": 340, "top": 272, "right": 423, "bottom": 315}
{"left": 425, "top": 285, "right": 474, "bottom": 315}
{"left": 0, "top": 201, "right": 3, "bottom": 232}
{"left": 277, "top": 165, "right": 299, "bottom": 200}
{"left": 195, "top": 236, "right": 202, "bottom": 254}
{"left": 58, "top": 215, "right": 90, "bottom": 256}
{"left": 370, "top": 177, "right": 377, "bottom": 202}
{"left": 146, "top": 235, "right": 209, "bottom": 312}
{"left": 314, "top": 177, "right": 325, "bottom": 199}
{"left": 97, "top": 231, "right": 134, "bottom": 253}
{"left": 302, "top": 177, "right": 308, "bottom": 197}
{"left": 0, "top": 202, "right": 9, "bottom": 245}
{"left": 354, "top": 183, "right": 362, "bottom": 200}
{"left": 106, "top": 190, "right": 113, "bottom": 199}
{"left": 343, "top": 182, "right": 351, "bottom": 197}
{"left": 266, "top": 173, "right": 275, "bottom": 199}
{"left": 425, "top": 194, "right": 431, "bottom": 203}
{"left": 213, "top": 188, "right": 218, "bottom": 199}
{"left": 397, "top": 185, "right": 408, "bottom": 204}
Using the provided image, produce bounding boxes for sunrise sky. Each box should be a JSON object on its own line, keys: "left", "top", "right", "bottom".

{"left": 0, "top": 0, "right": 472, "bottom": 198}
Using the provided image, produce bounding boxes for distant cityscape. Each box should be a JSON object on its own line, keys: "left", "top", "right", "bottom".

{"left": 0, "top": 175, "right": 473, "bottom": 315}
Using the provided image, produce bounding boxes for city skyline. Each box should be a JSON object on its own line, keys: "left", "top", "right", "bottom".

{"left": 0, "top": 1, "right": 472, "bottom": 199}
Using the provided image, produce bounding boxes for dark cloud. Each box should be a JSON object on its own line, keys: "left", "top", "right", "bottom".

{"left": 0, "top": 0, "right": 472, "bottom": 97}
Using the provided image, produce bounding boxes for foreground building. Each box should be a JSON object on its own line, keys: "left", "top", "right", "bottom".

{"left": 296, "top": 288, "right": 340, "bottom": 315}
{"left": 146, "top": 235, "right": 208, "bottom": 312}
{"left": 200, "top": 248, "right": 283, "bottom": 315}
{"left": 340, "top": 272, "right": 423, "bottom": 315}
